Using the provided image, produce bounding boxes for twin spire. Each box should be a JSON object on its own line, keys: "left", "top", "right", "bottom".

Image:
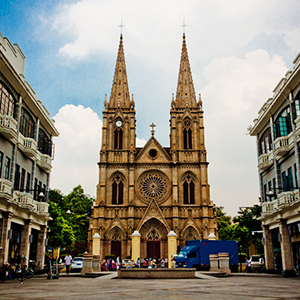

{"left": 109, "top": 34, "right": 131, "bottom": 109}
{"left": 108, "top": 33, "right": 197, "bottom": 109}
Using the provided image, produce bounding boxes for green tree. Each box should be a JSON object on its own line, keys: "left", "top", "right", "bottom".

{"left": 216, "top": 205, "right": 262, "bottom": 255}
{"left": 47, "top": 186, "right": 93, "bottom": 251}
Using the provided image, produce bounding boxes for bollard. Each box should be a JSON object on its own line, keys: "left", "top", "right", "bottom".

{"left": 218, "top": 252, "right": 231, "bottom": 275}
{"left": 209, "top": 254, "right": 219, "bottom": 272}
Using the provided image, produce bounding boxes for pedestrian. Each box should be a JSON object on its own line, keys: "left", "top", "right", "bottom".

{"left": 143, "top": 258, "right": 147, "bottom": 268}
{"left": 116, "top": 256, "right": 121, "bottom": 270}
{"left": 47, "top": 253, "right": 54, "bottom": 279}
{"left": 64, "top": 253, "right": 72, "bottom": 275}
{"left": 245, "top": 257, "right": 251, "bottom": 273}
{"left": 160, "top": 258, "right": 165, "bottom": 268}
{"left": 136, "top": 257, "right": 140, "bottom": 268}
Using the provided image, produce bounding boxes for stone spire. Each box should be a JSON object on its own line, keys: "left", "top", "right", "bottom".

{"left": 109, "top": 34, "right": 130, "bottom": 108}
{"left": 175, "top": 34, "right": 197, "bottom": 108}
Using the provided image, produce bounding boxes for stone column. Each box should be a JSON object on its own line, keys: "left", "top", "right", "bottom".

{"left": 262, "top": 224, "right": 275, "bottom": 272}
{"left": 19, "top": 219, "right": 33, "bottom": 267}
{"left": 167, "top": 230, "right": 177, "bottom": 268}
{"left": 218, "top": 252, "right": 231, "bottom": 275}
{"left": 36, "top": 225, "right": 47, "bottom": 267}
{"left": 131, "top": 230, "right": 141, "bottom": 264}
{"left": 209, "top": 254, "right": 219, "bottom": 272}
{"left": 0, "top": 212, "right": 13, "bottom": 267}
{"left": 92, "top": 233, "right": 101, "bottom": 256}
{"left": 278, "top": 219, "right": 296, "bottom": 277}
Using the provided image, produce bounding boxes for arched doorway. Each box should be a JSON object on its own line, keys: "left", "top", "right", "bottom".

{"left": 109, "top": 227, "right": 122, "bottom": 258}
{"left": 140, "top": 218, "right": 168, "bottom": 259}
{"left": 182, "top": 226, "right": 200, "bottom": 245}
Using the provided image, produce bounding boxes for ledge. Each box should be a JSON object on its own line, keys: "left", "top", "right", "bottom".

{"left": 118, "top": 268, "right": 196, "bottom": 279}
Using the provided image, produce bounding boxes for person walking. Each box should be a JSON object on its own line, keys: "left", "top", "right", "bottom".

{"left": 245, "top": 257, "right": 251, "bottom": 273}
{"left": 64, "top": 253, "right": 72, "bottom": 275}
{"left": 116, "top": 256, "right": 121, "bottom": 270}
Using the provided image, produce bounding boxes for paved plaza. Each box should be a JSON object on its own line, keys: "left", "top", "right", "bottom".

{"left": 0, "top": 273, "right": 300, "bottom": 300}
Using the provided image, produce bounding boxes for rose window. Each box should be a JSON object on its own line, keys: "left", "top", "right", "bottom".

{"left": 136, "top": 171, "right": 170, "bottom": 204}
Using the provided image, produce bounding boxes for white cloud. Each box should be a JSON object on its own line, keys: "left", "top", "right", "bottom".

{"left": 51, "top": 105, "right": 102, "bottom": 196}
{"left": 202, "top": 50, "right": 288, "bottom": 216}
{"left": 284, "top": 28, "right": 300, "bottom": 53}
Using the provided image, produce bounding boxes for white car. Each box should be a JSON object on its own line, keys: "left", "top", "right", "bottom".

{"left": 71, "top": 257, "right": 83, "bottom": 271}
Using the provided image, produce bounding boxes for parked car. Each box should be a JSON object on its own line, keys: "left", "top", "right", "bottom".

{"left": 71, "top": 257, "right": 83, "bottom": 271}
{"left": 250, "top": 255, "right": 264, "bottom": 272}
{"left": 121, "top": 259, "right": 135, "bottom": 268}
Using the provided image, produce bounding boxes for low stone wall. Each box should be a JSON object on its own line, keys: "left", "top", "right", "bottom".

{"left": 118, "top": 268, "right": 196, "bottom": 279}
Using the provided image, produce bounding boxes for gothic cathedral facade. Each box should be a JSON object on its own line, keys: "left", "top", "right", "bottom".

{"left": 88, "top": 33, "right": 217, "bottom": 259}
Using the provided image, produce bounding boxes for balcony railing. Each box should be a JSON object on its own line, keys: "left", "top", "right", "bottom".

{"left": 37, "top": 151, "right": 52, "bottom": 173}
{"left": 273, "top": 132, "right": 294, "bottom": 159}
{"left": 258, "top": 151, "right": 273, "bottom": 173}
{"left": 18, "top": 134, "right": 37, "bottom": 160}
{"left": 0, "top": 114, "right": 18, "bottom": 143}
{"left": 262, "top": 190, "right": 299, "bottom": 215}
{"left": 278, "top": 190, "right": 299, "bottom": 206}
{"left": 37, "top": 202, "right": 49, "bottom": 215}
{"left": 0, "top": 178, "right": 13, "bottom": 195}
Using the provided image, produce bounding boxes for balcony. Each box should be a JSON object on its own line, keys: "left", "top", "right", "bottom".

{"left": 273, "top": 132, "right": 293, "bottom": 160}
{"left": 258, "top": 151, "right": 273, "bottom": 173}
{"left": 278, "top": 190, "right": 299, "bottom": 207}
{"left": 262, "top": 199, "right": 278, "bottom": 214}
{"left": 295, "top": 116, "right": 300, "bottom": 142}
{"left": 0, "top": 179, "right": 13, "bottom": 199}
{"left": 262, "top": 190, "right": 299, "bottom": 215}
{"left": 18, "top": 134, "right": 37, "bottom": 160}
{"left": 36, "top": 201, "right": 49, "bottom": 215}
{"left": 12, "top": 191, "right": 36, "bottom": 211}
{"left": 37, "top": 151, "right": 52, "bottom": 173}
{"left": 0, "top": 114, "right": 18, "bottom": 143}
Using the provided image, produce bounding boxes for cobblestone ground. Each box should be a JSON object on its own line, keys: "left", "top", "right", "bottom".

{"left": 0, "top": 273, "right": 299, "bottom": 300}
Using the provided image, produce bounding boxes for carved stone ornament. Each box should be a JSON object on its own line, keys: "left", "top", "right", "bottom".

{"left": 136, "top": 170, "right": 171, "bottom": 204}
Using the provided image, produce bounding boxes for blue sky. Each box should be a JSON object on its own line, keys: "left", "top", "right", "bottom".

{"left": 1, "top": 0, "right": 300, "bottom": 216}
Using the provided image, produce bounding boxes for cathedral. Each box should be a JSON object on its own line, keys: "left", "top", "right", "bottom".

{"left": 88, "top": 33, "right": 217, "bottom": 260}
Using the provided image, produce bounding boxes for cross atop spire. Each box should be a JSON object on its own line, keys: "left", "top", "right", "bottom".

{"left": 118, "top": 20, "right": 125, "bottom": 35}
{"left": 150, "top": 123, "right": 156, "bottom": 136}
{"left": 181, "top": 19, "right": 187, "bottom": 34}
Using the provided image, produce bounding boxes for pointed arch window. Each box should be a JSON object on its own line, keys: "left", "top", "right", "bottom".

{"left": 114, "top": 128, "right": 123, "bottom": 149}
{"left": 183, "top": 175, "right": 195, "bottom": 204}
{"left": 183, "top": 118, "right": 192, "bottom": 149}
{"left": 112, "top": 175, "right": 124, "bottom": 205}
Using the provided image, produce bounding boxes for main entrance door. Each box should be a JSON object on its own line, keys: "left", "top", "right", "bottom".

{"left": 146, "top": 229, "right": 160, "bottom": 258}
{"left": 111, "top": 240, "right": 121, "bottom": 258}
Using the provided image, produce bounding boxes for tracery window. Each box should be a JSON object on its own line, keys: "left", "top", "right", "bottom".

{"left": 38, "top": 128, "right": 52, "bottom": 156}
{"left": 112, "top": 175, "right": 124, "bottom": 205}
{"left": 183, "top": 118, "right": 192, "bottom": 149}
{"left": 0, "top": 81, "right": 15, "bottom": 117}
{"left": 147, "top": 229, "right": 160, "bottom": 240}
{"left": 259, "top": 128, "right": 272, "bottom": 155}
{"left": 273, "top": 106, "right": 292, "bottom": 139}
{"left": 183, "top": 174, "right": 195, "bottom": 204}
{"left": 114, "top": 129, "right": 123, "bottom": 149}
{"left": 19, "top": 108, "right": 35, "bottom": 138}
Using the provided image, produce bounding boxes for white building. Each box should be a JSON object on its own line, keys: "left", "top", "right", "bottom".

{"left": 250, "top": 53, "right": 300, "bottom": 276}
{"left": 0, "top": 33, "right": 59, "bottom": 267}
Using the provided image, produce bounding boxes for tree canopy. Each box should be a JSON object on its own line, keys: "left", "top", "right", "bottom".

{"left": 216, "top": 205, "right": 263, "bottom": 255}
{"left": 47, "top": 185, "right": 93, "bottom": 252}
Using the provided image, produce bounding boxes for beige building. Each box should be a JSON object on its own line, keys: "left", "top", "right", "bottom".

{"left": 0, "top": 33, "right": 59, "bottom": 267}
{"left": 88, "top": 33, "right": 217, "bottom": 260}
{"left": 250, "top": 53, "right": 300, "bottom": 276}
